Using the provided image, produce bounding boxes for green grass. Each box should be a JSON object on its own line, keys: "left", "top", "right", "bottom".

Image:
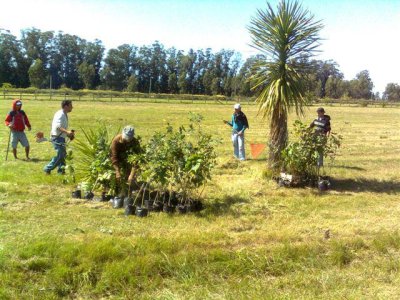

{"left": 1, "top": 101, "right": 400, "bottom": 299}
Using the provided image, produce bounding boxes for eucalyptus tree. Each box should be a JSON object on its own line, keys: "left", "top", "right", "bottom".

{"left": 54, "top": 33, "right": 85, "bottom": 89}
{"left": 248, "top": 0, "right": 323, "bottom": 170}
{"left": 82, "top": 39, "right": 105, "bottom": 88}
{"left": 28, "top": 58, "right": 47, "bottom": 88}
{"left": 0, "top": 30, "right": 29, "bottom": 87}
{"left": 21, "top": 28, "right": 54, "bottom": 66}
{"left": 101, "top": 44, "right": 133, "bottom": 91}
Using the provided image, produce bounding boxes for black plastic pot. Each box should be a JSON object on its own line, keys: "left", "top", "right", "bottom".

{"left": 124, "top": 204, "right": 135, "bottom": 216}
{"left": 84, "top": 191, "right": 94, "bottom": 200}
{"left": 135, "top": 207, "right": 149, "bottom": 217}
{"left": 123, "top": 197, "right": 134, "bottom": 208}
{"left": 72, "top": 189, "right": 81, "bottom": 199}
{"left": 190, "top": 200, "right": 204, "bottom": 212}
{"left": 101, "top": 192, "right": 112, "bottom": 201}
{"left": 163, "top": 203, "right": 175, "bottom": 214}
{"left": 152, "top": 201, "right": 163, "bottom": 212}
{"left": 112, "top": 197, "right": 123, "bottom": 209}
{"left": 318, "top": 180, "right": 329, "bottom": 191}
{"left": 176, "top": 204, "right": 187, "bottom": 214}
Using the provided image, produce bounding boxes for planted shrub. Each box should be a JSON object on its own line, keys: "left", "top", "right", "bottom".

{"left": 281, "top": 120, "right": 342, "bottom": 182}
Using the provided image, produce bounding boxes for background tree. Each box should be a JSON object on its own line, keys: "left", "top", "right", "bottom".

{"left": 325, "top": 74, "right": 346, "bottom": 99}
{"left": 248, "top": 0, "right": 323, "bottom": 170}
{"left": 348, "top": 70, "right": 374, "bottom": 99}
{"left": 126, "top": 74, "right": 139, "bottom": 92}
{"left": 101, "top": 44, "right": 133, "bottom": 91}
{"left": 315, "top": 60, "right": 341, "bottom": 98}
{"left": 0, "top": 30, "right": 29, "bottom": 87}
{"left": 28, "top": 58, "right": 47, "bottom": 88}
{"left": 78, "top": 61, "right": 96, "bottom": 89}
{"left": 383, "top": 83, "right": 400, "bottom": 101}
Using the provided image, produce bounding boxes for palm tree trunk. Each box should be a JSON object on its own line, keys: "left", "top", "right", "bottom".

{"left": 268, "top": 108, "right": 288, "bottom": 171}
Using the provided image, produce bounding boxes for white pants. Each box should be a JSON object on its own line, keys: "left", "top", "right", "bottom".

{"left": 232, "top": 133, "right": 245, "bottom": 160}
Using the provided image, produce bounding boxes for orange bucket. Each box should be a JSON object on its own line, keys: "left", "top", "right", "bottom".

{"left": 250, "top": 143, "right": 266, "bottom": 159}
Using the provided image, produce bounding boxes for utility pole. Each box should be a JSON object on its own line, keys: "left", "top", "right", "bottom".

{"left": 50, "top": 75, "right": 52, "bottom": 100}
{"left": 149, "top": 77, "right": 152, "bottom": 94}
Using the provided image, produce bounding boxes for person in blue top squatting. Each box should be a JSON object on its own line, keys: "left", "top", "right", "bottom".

{"left": 223, "top": 103, "right": 249, "bottom": 161}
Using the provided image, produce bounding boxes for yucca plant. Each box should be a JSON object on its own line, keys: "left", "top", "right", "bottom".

{"left": 248, "top": 0, "right": 323, "bottom": 171}
{"left": 72, "top": 124, "right": 120, "bottom": 194}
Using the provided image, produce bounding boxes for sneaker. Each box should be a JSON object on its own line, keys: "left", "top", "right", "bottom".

{"left": 44, "top": 170, "right": 51, "bottom": 175}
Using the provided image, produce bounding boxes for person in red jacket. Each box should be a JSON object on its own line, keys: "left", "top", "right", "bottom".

{"left": 5, "top": 99, "right": 32, "bottom": 160}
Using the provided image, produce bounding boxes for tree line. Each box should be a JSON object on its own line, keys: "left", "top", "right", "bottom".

{"left": 0, "top": 28, "right": 399, "bottom": 100}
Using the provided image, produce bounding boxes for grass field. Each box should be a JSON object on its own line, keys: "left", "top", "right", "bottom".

{"left": 1, "top": 100, "right": 400, "bottom": 299}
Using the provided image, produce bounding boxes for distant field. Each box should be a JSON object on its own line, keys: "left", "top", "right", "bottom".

{"left": 1, "top": 101, "right": 400, "bottom": 299}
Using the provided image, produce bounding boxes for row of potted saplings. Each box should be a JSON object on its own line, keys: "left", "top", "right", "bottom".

{"left": 72, "top": 182, "right": 204, "bottom": 217}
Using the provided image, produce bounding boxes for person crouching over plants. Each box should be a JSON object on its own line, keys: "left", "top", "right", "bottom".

{"left": 5, "top": 99, "right": 32, "bottom": 160}
{"left": 223, "top": 103, "right": 249, "bottom": 161}
{"left": 111, "top": 125, "right": 141, "bottom": 196}
{"left": 309, "top": 107, "right": 331, "bottom": 168}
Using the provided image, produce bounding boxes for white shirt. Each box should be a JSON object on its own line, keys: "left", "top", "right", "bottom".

{"left": 51, "top": 109, "right": 68, "bottom": 138}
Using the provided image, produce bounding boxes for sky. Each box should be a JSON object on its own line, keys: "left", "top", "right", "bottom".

{"left": 1, "top": 0, "right": 399, "bottom": 94}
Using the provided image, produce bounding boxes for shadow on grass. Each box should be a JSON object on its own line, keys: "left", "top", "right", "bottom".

{"left": 28, "top": 158, "right": 48, "bottom": 163}
{"left": 203, "top": 194, "right": 249, "bottom": 217}
{"left": 331, "top": 178, "right": 400, "bottom": 194}
{"left": 331, "top": 165, "right": 366, "bottom": 171}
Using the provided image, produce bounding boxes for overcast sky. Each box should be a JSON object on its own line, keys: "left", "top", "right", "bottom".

{"left": 1, "top": 0, "right": 399, "bottom": 94}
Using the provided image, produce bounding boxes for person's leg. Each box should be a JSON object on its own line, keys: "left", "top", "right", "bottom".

{"left": 19, "top": 132, "right": 30, "bottom": 160}
{"left": 57, "top": 145, "right": 67, "bottom": 174}
{"left": 232, "top": 133, "right": 239, "bottom": 158}
{"left": 44, "top": 137, "right": 65, "bottom": 173}
{"left": 238, "top": 134, "right": 245, "bottom": 161}
{"left": 317, "top": 150, "right": 323, "bottom": 168}
{"left": 25, "top": 147, "right": 30, "bottom": 159}
{"left": 11, "top": 132, "right": 18, "bottom": 159}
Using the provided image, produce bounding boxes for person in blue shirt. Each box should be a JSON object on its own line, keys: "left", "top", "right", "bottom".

{"left": 223, "top": 103, "right": 249, "bottom": 161}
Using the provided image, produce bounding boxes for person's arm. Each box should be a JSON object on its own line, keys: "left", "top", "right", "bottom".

{"left": 5, "top": 113, "right": 12, "bottom": 128}
{"left": 110, "top": 138, "right": 122, "bottom": 180}
{"left": 223, "top": 115, "right": 233, "bottom": 127}
{"left": 238, "top": 126, "right": 247, "bottom": 135}
{"left": 24, "top": 113, "right": 31, "bottom": 131}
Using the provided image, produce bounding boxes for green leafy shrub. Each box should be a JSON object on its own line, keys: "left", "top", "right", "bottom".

{"left": 129, "top": 113, "right": 219, "bottom": 202}
{"left": 281, "top": 120, "right": 342, "bottom": 180}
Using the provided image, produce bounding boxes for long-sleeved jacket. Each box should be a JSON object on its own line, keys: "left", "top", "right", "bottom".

{"left": 227, "top": 111, "right": 249, "bottom": 133}
{"left": 5, "top": 99, "right": 31, "bottom": 131}
{"left": 310, "top": 115, "right": 331, "bottom": 134}
{"left": 110, "top": 134, "right": 141, "bottom": 168}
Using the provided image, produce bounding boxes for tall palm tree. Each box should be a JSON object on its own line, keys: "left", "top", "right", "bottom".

{"left": 248, "top": 0, "right": 323, "bottom": 170}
